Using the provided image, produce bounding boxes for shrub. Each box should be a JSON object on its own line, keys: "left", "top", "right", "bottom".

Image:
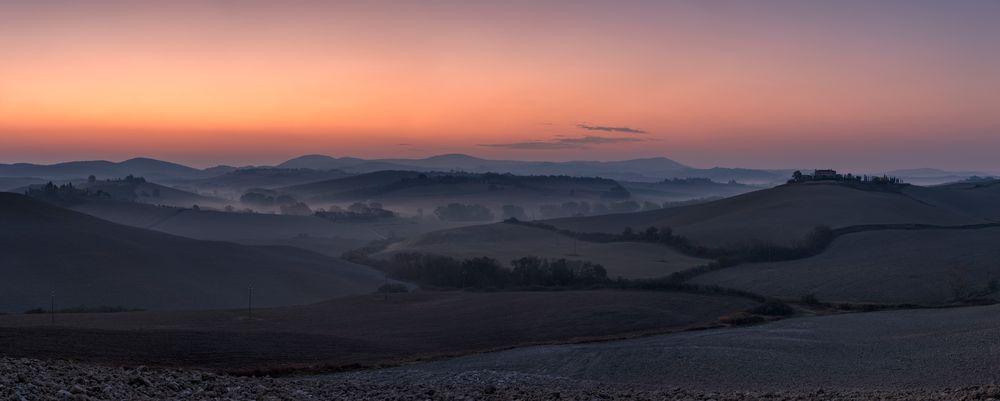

{"left": 750, "top": 298, "right": 795, "bottom": 316}
{"left": 719, "top": 312, "right": 766, "bottom": 326}
{"left": 434, "top": 203, "right": 495, "bottom": 222}
{"left": 501, "top": 204, "right": 527, "bottom": 220}
{"left": 800, "top": 293, "right": 822, "bottom": 305}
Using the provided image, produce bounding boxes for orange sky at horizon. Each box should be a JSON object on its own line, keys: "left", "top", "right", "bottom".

{"left": 2, "top": 1, "right": 999, "bottom": 170}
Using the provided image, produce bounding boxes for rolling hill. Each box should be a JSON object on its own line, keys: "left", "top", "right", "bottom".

{"left": 277, "top": 154, "right": 790, "bottom": 183}
{"left": 288, "top": 172, "right": 628, "bottom": 202}
{"left": 379, "top": 223, "right": 710, "bottom": 279}
{"left": 69, "top": 200, "right": 473, "bottom": 256}
{"left": 77, "top": 176, "right": 223, "bottom": 207}
{"left": 0, "top": 177, "right": 47, "bottom": 191}
{"left": 0, "top": 193, "right": 384, "bottom": 312}
{"left": 0, "top": 157, "right": 232, "bottom": 182}
{"left": 184, "top": 167, "right": 353, "bottom": 193}
{"left": 903, "top": 178, "right": 1000, "bottom": 221}
{"left": 886, "top": 168, "right": 995, "bottom": 185}
{"left": 279, "top": 171, "right": 634, "bottom": 216}
{"left": 546, "top": 182, "right": 990, "bottom": 248}
{"left": 620, "top": 178, "right": 761, "bottom": 202}
{"left": 281, "top": 170, "right": 426, "bottom": 201}
{"left": 691, "top": 226, "right": 1000, "bottom": 305}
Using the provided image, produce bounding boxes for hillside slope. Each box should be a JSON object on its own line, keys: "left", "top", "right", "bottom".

{"left": 282, "top": 171, "right": 627, "bottom": 203}
{"left": 691, "top": 227, "right": 1000, "bottom": 305}
{"left": 0, "top": 193, "right": 384, "bottom": 312}
{"left": 185, "top": 167, "right": 352, "bottom": 192}
{"left": 547, "top": 182, "right": 987, "bottom": 247}
{"left": 78, "top": 177, "right": 222, "bottom": 207}
{"left": 341, "top": 303, "right": 1000, "bottom": 390}
{"left": 0, "top": 157, "right": 230, "bottom": 182}
{"left": 0, "top": 290, "right": 756, "bottom": 371}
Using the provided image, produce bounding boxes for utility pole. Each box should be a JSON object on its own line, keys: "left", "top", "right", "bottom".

{"left": 50, "top": 291, "right": 55, "bottom": 325}
{"left": 248, "top": 284, "right": 253, "bottom": 319}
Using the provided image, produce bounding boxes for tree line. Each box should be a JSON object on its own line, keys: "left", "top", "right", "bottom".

{"left": 505, "top": 219, "right": 836, "bottom": 276}
{"left": 343, "top": 250, "right": 609, "bottom": 289}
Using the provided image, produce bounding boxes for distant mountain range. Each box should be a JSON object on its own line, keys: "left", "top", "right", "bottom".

{"left": 277, "top": 154, "right": 791, "bottom": 184}
{"left": 2, "top": 154, "right": 994, "bottom": 186}
{"left": 0, "top": 157, "right": 235, "bottom": 182}
{"left": 884, "top": 168, "right": 995, "bottom": 186}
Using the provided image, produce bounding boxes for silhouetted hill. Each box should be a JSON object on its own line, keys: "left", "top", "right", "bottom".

{"left": 276, "top": 154, "right": 788, "bottom": 183}
{"left": 620, "top": 178, "right": 760, "bottom": 202}
{"left": 5, "top": 154, "right": 791, "bottom": 184}
{"left": 185, "top": 167, "right": 353, "bottom": 192}
{"left": 0, "top": 193, "right": 384, "bottom": 312}
{"left": 693, "top": 227, "right": 1000, "bottom": 305}
{"left": 885, "top": 168, "right": 994, "bottom": 185}
{"left": 276, "top": 155, "right": 370, "bottom": 170}
{"left": 79, "top": 176, "right": 222, "bottom": 207}
{"left": 282, "top": 170, "right": 425, "bottom": 200}
{"left": 281, "top": 171, "right": 629, "bottom": 204}
{"left": 0, "top": 158, "right": 234, "bottom": 182}
{"left": 0, "top": 177, "right": 47, "bottom": 191}
{"left": 19, "top": 176, "right": 223, "bottom": 208}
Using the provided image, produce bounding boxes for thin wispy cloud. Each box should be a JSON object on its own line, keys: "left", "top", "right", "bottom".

{"left": 577, "top": 124, "right": 646, "bottom": 134}
{"left": 479, "top": 135, "right": 643, "bottom": 150}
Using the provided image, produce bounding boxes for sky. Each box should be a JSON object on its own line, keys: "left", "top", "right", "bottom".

{"left": 1, "top": 0, "right": 999, "bottom": 171}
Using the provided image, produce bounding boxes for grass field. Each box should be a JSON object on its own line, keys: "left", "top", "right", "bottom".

{"left": 74, "top": 201, "right": 471, "bottom": 239}
{"left": 0, "top": 290, "right": 758, "bottom": 372}
{"left": 547, "top": 182, "right": 987, "bottom": 248}
{"left": 378, "top": 223, "right": 711, "bottom": 279}
{"left": 345, "top": 303, "right": 1000, "bottom": 391}
{"left": 691, "top": 227, "right": 1000, "bottom": 305}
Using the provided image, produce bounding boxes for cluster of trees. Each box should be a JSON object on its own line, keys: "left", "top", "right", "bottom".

{"left": 663, "top": 177, "right": 715, "bottom": 185}
{"left": 497, "top": 200, "right": 692, "bottom": 220}
{"left": 601, "top": 185, "right": 631, "bottom": 199}
{"left": 509, "top": 219, "right": 837, "bottom": 269}
{"left": 434, "top": 203, "right": 495, "bottom": 221}
{"left": 26, "top": 182, "right": 109, "bottom": 206}
{"left": 279, "top": 202, "right": 313, "bottom": 216}
{"left": 962, "top": 176, "right": 998, "bottom": 184}
{"left": 222, "top": 205, "right": 256, "bottom": 214}
{"left": 240, "top": 189, "right": 299, "bottom": 208}
{"left": 316, "top": 202, "right": 395, "bottom": 222}
{"left": 790, "top": 170, "right": 903, "bottom": 185}
{"left": 113, "top": 174, "right": 147, "bottom": 184}
{"left": 343, "top": 241, "right": 772, "bottom": 302}
{"left": 238, "top": 189, "right": 318, "bottom": 216}
{"left": 536, "top": 200, "right": 645, "bottom": 218}
{"left": 509, "top": 256, "right": 608, "bottom": 286}
{"left": 501, "top": 204, "right": 527, "bottom": 220}
{"left": 347, "top": 251, "right": 609, "bottom": 289}
{"left": 619, "top": 224, "right": 835, "bottom": 265}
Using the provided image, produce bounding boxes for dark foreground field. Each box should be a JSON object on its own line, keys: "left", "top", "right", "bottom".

{"left": 0, "top": 290, "right": 756, "bottom": 373}
{"left": 343, "top": 302, "right": 1000, "bottom": 391}
{"left": 7, "top": 357, "right": 1000, "bottom": 401}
